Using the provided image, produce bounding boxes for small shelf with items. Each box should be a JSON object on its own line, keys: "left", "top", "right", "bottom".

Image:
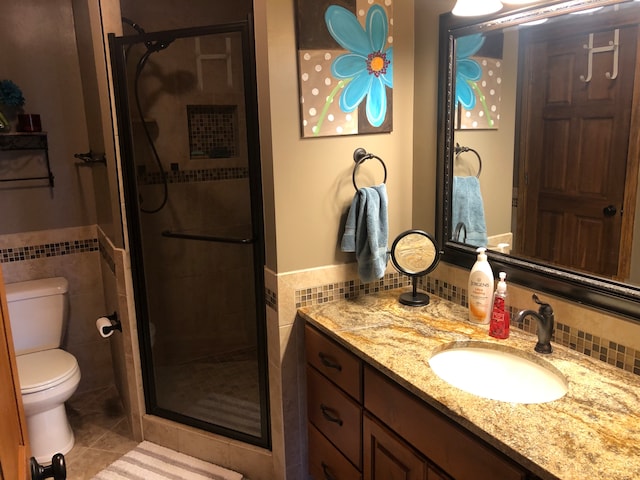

{"left": 0, "top": 132, "right": 54, "bottom": 187}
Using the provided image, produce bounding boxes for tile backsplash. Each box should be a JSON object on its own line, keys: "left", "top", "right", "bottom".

{"left": 294, "top": 271, "right": 411, "bottom": 308}
{"left": 0, "top": 225, "right": 113, "bottom": 393}
{"left": 292, "top": 266, "right": 640, "bottom": 377}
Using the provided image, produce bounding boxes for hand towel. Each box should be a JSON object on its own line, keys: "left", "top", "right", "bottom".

{"left": 341, "top": 184, "right": 389, "bottom": 283}
{"left": 452, "top": 176, "right": 488, "bottom": 247}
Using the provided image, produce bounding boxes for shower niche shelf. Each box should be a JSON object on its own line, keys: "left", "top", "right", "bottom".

{"left": 0, "top": 132, "right": 54, "bottom": 187}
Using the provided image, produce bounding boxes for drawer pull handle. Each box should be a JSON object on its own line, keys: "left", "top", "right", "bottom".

{"left": 318, "top": 352, "right": 342, "bottom": 371}
{"left": 321, "top": 461, "right": 337, "bottom": 480}
{"left": 320, "top": 404, "right": 344, "bottom": 426}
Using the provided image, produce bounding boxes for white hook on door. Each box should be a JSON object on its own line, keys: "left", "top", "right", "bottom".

{"left": 579, "top": 29, "right": 619, "bottom": 83}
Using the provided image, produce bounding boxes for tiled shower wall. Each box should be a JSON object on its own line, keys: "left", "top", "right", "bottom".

{"left": 135, "top": 168, "right": 255, "bottom": 365}
{"left": 0, "top": 225, "right": 113, "bottom": 394}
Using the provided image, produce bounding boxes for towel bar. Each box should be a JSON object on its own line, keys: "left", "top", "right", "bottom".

{"left": 352, "top": 147, "right": 387, "bottom": 190}
{"left": 454, "top": 143, "right": 482, "bottom": 178}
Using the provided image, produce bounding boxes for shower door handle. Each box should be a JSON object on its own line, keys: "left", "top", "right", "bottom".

{"left": 161, "top": 230, "right": 255, "bottom": 244}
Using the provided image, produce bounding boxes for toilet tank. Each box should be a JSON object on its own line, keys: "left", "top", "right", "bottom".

{"left": 5, "top": 277, "right": 69, "bottom": 356}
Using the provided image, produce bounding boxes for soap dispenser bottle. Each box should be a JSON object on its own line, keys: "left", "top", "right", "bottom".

{"left": 468, "top": 247, "right": 494, "bottom": 324}
{"left": 489, "top": 272, "right": 510, "bottom": 339}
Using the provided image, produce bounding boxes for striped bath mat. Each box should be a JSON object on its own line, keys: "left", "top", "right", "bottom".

{"left": 92, "top": 441, "right": 244, "bottom": 480}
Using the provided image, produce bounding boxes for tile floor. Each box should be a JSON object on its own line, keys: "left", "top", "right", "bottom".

{"left": 63, "top": 385, "right": 138, "bottom": 480}
{"left": 155, "top": 352, "right": 261, "bottom": 437}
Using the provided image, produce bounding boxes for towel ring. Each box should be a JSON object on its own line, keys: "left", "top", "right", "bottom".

{"left": 352, "top": 147, "right": 388, "bottom": 191}
{"left": 454, "top": 143, "right": 482, "bottom": 178}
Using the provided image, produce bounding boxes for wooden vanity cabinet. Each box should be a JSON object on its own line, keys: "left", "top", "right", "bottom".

{"left": 305, "top": 324, "right": 537, "bottom": 480}
{"left": 364, "top": 366, "right": 528, "bottom": 480}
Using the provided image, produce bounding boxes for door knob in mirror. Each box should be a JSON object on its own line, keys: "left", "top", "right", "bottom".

{"left": 603, "top": 205, "right": 617, "bottom": 217}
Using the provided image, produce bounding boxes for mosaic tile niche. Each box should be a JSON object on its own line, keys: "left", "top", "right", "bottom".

{"left": 187, "top": 105, "right": 238, "bottom": 159}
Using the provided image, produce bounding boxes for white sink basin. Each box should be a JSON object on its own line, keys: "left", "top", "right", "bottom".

{"left": 429, "top": 342, "right": 567, "bottom": 404}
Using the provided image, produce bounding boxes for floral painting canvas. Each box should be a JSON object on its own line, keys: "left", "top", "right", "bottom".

{"left": 295, "top": 0, "right": 393, "bottom": 138}
{"left": 455, "top": 32, "right": 503, "bottom": 130}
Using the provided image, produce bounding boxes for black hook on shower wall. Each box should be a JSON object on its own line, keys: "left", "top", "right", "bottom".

{"left": 352, "top": 147, "right": 388, "bottom": 190}
{"left": 74, "top": 150, "right": 106, "bottom": 165}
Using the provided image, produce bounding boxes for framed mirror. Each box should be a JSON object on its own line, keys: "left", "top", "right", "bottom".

{"left": 436, "top": 0, "right": 640, "bottom": 319}
{"left": 390, "top": 230, "right": 440, "bottom": 306}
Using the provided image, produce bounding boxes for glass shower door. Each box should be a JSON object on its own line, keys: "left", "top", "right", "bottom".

{"left": 109, "top": 21, "right": 270, "bottom": 448}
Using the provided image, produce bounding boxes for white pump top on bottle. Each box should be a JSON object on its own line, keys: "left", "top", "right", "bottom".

{"left": 496, "top": 272, "right": 507, "bottom": 295}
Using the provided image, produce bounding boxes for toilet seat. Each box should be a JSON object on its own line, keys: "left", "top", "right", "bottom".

{"left": 17, "top": 349, "right": 79, "bottom": 394}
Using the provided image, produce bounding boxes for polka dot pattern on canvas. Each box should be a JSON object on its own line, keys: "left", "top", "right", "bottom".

{"left": 458, "top": 56, "right": 503, "bottom": 129}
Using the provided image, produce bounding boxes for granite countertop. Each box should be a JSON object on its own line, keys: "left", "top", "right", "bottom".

{"left": 297, "top": 289, "right": 640, "bottom": 480}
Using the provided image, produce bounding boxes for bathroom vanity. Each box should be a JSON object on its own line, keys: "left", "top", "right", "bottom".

{"left": 298, "top": 290, "right": 640, "bottom": 479}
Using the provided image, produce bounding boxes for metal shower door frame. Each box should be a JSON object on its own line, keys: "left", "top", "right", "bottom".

{"left": 108, "top": 19, "right": 270, "bottom": 449}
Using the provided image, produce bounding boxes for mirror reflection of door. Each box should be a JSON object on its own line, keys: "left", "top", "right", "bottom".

{"left": 516, "top": 17, "right": 638, "bottom": 279}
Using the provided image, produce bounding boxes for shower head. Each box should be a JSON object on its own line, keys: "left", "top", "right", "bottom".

{"left": 146, "top": 38, "right": 174, "bottom": 53}
{"left": 121, "top": 17, "right": 174, "bottom": 53}
{"left": 122, "top": 17, "right": 146, "bottom": 35}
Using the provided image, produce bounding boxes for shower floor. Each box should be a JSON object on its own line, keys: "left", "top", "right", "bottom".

{"left": 154, "top": 350, "right": 261, "bottom": 437}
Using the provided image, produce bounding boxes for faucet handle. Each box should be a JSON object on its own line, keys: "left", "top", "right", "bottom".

{"left": 532, "top": 293, "right": 553, "bottom": 316}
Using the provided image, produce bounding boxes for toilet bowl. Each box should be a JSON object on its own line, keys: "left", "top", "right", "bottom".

{"left": 17, "top": 349, "right": 81, "bottom": 463}
{"left": 5, "top": 277, "right": 81, "bottom": 464}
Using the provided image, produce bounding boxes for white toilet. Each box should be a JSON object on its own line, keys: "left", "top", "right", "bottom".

{"left": 6, "top": 277, "right": 81, "bottom": 464}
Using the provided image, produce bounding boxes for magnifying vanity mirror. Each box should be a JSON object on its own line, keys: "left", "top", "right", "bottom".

{"left": 436, "top": 0, "right": 640, "bottom": 319}
{"left": 390, "top": 230, "right": 440, "bottom": 306}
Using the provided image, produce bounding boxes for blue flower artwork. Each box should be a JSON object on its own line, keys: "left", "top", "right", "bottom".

{"left": 455, "top": 33, "right": 504, "bottom": 130}
{"left": 295, "top": 1, "right": 394, "bottom": 137}
{"left": 456, "top": 34, "right": 485, "bottom": 110}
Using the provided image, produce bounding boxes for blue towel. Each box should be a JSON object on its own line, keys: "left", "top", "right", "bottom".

{"left": 452, "top": 176, "right": 488, "bottom": 247}
{"left": 341, "top": 184, "right": 389, "bottom": 283}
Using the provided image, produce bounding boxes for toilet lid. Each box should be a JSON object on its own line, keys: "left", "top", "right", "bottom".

{"left": 17, "top": 349, "right": 79, "bottom": 394}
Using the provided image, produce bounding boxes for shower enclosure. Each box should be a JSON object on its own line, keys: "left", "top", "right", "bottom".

{"left": 109, "top": 20, "right": 270, "bottom": 448}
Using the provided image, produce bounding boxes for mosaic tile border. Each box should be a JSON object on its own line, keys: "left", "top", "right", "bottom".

{"left": 265, "top": 287, "right": 277, "bottom": 312}
{"left": 0, "top": 238, "right": 99, "bottom": 263}
{"left": 295, "top": 272, "right": 411, "bottom": 309}
{"left": 187, "top": 104, "right": 238, "bottom": 159}
{"left": 295, "top": 273, "right": 640, "bottom": 377}
{"left": 138, "top": 167, "right": 248, "bottom": 185}
{"left": 98, "top": 241, "right": 116, "bottom": 275}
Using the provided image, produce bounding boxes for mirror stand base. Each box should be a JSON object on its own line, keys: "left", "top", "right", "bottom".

{"left": 399, "top": 291, "right": 430, "bottom": 307}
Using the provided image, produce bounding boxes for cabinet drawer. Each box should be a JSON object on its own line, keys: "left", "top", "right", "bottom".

{"left": 305, "top": 324, "right": 362, "bottom": 401}
{"left": 307, "top": 365, "right": 362, "bottom": 468}
{"left": 364, "top": 366, "right": 527, "bottom": 480}
{"left": 308, "top": 422, "right": 362, "bottom": 480}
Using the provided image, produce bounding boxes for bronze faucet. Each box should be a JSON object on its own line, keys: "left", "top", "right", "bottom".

{"left": 515, "top": 294, "right": 555, "bottom": 354}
